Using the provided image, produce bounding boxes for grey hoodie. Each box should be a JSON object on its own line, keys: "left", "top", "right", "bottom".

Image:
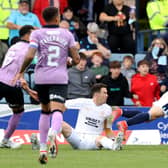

{"left": 67, "top": 66, "right": 96, "bottom": 99}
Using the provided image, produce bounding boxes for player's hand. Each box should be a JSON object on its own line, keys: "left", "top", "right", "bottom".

{"left": 22, "top": 81, "right": 39, "bottom": 102}
{"left": 133, "top": 94, "right": 139, "bottom": 99}
{"left": 11, "top": 73, "right": 23, "bottom": 86}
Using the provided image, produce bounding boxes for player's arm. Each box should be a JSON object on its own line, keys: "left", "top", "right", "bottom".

{"left": 12, "top": 47, "right": 37, "bottom": 85}
{"left": 104, "top": 119, "right": 115, "bottom": 139}
{"left": 69, "top": 46, "right": 80, "bottom": 65}
{"left": 20, "top": 47, "right": 37, "bottom": 74}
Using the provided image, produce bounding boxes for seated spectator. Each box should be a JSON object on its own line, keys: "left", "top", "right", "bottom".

{"left": 131, "top": 60, "right": 160, "bottom": 107}
{"left": 101, "top": 60, "right": 138, "bottom": 106}
{"left": 160, "top": 77, "right": 168, "bottom": 96}
{"left": 90, "top": 51, "right": 109, "bottom": 82}
{"left": 0, "top": 40, "right": 8, "bottom": 67}
{"left": 62, "top": 7, "right": 87, "bottom": 41}
{"left": 6, "top": 0, "right": 41, "bottom": 45}
{"left": 67, "top": 52, "right": 96, "bottom": 99}
{"left": 80, "top": 22, "right": 111, "bottom": 66}
{"left": 99, "top": 0, "right": 135, "bottom": 54}
{"left": 144, "top": 38, "right": 168, "bottom": 84}
{"left": 121, "top": 55, "right": 136, "bottom": 88}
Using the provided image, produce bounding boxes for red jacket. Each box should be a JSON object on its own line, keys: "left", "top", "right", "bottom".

{"left": 32, "top": 0, "right": 68, "bottom": 25}
{"left": 131, "top": 73, "right": 160, "bottom": 107}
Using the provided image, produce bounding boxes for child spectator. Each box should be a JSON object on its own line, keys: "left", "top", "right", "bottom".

{"left": 90, "top": 51, "right": 109, "bottom": 82}
{"left": 131, "top": 60, "right": 160, "bottom": 107}
{"left": 121, "top": 55, "right": 136, "bottom": 88}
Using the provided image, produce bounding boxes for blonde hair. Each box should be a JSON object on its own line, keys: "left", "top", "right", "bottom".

{"left": 148, "top": 38, "right": 168, "bottom": 55}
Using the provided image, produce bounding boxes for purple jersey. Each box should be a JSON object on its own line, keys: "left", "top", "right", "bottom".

{"left": 0, "top": 41, "right": 29, "bottom": 87}
{"left": 30, "top": 26, "right": 76, "bottom": 84}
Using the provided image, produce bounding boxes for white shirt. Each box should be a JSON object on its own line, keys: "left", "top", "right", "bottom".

{"left": 65, "top": 98, "right": 112, "bottom": 135}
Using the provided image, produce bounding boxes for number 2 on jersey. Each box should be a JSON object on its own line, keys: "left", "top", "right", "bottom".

{"left": 47, "top": 46, "right": 60, "bottom": 67}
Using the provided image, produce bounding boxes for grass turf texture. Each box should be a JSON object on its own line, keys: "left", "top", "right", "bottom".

{"left": 0, "top": 145, "right": 168, "bottom": 168}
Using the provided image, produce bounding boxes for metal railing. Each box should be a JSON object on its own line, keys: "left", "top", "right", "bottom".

{"left": 136, "top": 28, "right": 168, "bottom": 53}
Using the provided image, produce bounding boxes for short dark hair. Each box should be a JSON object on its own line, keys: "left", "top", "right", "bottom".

{"left": 109, "top": 61, "right": 121, "bottom": 69}
{"left": 91, "top": 83, "right": 107, "bottom": 97}
{"left": 123, "top": 55, "right": 134, "bottom": 63}
{"left": 137, "top": 59, "right": 150, "bottom": 67}
{"left": 19, "top": 25, "right": 34, "bottom": 37}
{"left": 63, "top": 6, "right": 73, "bottom": 13}
{"left": 42, "top": 7, "right": 59, "bottom": 22}
{"left": 18, "top": 0, "right": 29, "bottom": 4}
{"left": 79, "top": 52, "right": 87, "bottom": 60}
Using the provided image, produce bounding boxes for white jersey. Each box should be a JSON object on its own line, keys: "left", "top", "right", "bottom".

{"left": 65, "top": 98, "right": 112, "bottom": 135}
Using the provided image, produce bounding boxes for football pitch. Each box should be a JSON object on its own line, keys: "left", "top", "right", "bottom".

{"left": 0, "top": 145, "right": 168, "bottom": 168}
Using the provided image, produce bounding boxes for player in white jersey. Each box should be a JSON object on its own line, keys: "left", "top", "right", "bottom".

{"left": 0, "top": 25, "right": 37, "bottom": 149}
{"left": 13, "top": 7, "right": 80, "bottom": 164}
{"left": 60, "top": 83, "right": 124, "bottom": 150}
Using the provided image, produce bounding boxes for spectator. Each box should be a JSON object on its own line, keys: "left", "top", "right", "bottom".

{"left": 101, "top": 60, "right": 138, "bottom": 106}
{"left": 90, "top": 51, "right": 109, "bottom": 82}
{"left": 0, "top": 0, "right": 19, "bottom": 45}
{"left": 160, "top": 77, "right": 168, "bottom": 96}
{"left": 0, "top": 40, "right": 8, "bottom": 67}
{"left": 131, "top": 60, "right": 160, "bottom": 107}
{"left": 7, "top": 0, "right": 41, "bottom": 45}
{"left": 62, "top": 7, "right": 86, "bottom": 41}
{"left": 144, "top": 38, "right": 168, "bottom": 84}
{"left": 99, "top": 0, "right": 135, "bottom": 54}
{"left": 32, "top": 0, "right": 68, "bottom": 25}
{"left": 121, "top": 55, "right": 136, "bottom": 88}
{"left": 146, "top": 0, "right": 168, "bottom": 30}
{"left": 67, "top": 52, "right": 96, "bottom": 99}
{"left": 80, "top": 22, "right": 111, "bottom": 66}
{"left": 59, "top": 20, "right": 80, "bottom": 50}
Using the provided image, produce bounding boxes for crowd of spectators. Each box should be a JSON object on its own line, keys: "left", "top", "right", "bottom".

{"left": 1, "top": 0, "right": 168, "bottom": 107}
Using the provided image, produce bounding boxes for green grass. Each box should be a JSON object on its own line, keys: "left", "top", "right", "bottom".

{"left": 0, "top": 145, "right": 168, "bottom": 168}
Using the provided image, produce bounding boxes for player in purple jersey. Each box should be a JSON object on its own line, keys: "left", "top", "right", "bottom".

{"left": 13, "top": 7, "right": 80, "bottom": 164}
{"left": 0, "top": 25, "right": 37, "bottom": 149}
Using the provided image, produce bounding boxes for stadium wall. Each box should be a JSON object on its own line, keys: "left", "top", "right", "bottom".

{"left": 0, "top": 106, "right": 167, "bottom": 145}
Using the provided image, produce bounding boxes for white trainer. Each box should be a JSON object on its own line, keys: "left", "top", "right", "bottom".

{"left": 30, "top": 133, "right": 40, "bottom": 150}
{"left": 112, "top": 132, "right": 124, "bottom": 151}
{"left": 48, "top": 134, "right": 58, "bottom": 158}
{"left": 0, "top": 139, "right": 21, "bottom": 149}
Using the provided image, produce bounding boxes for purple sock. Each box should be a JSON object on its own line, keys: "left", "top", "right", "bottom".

{"left": 39, "top": 114, "right": 50, "bottom": 144}
{"left": 51, "top": 111, "right": 63, "bottom": 134}
{"left": 4, "top": 113, "right": 23, "bottom": 139}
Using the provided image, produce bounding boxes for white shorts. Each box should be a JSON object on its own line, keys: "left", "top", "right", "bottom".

{"left": 153, "top": 91, "right": 168, "bottom": 117}
{"left": 66, "top": 129, "right": 100, "bottom": 150}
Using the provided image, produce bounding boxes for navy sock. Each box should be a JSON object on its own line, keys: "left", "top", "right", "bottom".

{"left": 122, "top": 109, "right": 142, "bottom": 118}
{"left": 127, "top": 113, "right": 150, "bottom": 126}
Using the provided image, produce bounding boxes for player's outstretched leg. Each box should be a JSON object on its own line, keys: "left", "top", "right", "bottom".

{"left": 117, "top": 121, "right": 128, "bottom": 140}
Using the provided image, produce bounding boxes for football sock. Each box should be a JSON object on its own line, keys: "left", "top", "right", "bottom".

{"left": 126, "top": 112, "right": 150, "bottom": 126}
{"left": 50, "top": 111, "right": 63, "bottom": 135}
{"left": 122, "top": 109, "right": 142, "bottom": 118}
{"left": 99, "top": 137, "right": 114, "bottom": 150}
{"left": 39, "top": 113, "right": 50, "bottom": 144}
{"left": 4, "top": 112, "right": 23, "bottom": 139}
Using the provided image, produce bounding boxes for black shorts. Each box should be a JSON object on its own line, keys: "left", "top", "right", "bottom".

{"left": 35, "top": 84, "right": 68, "bottom": 104}
{"left": 0, "top": 82, "right": 24, "bottom": 108}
